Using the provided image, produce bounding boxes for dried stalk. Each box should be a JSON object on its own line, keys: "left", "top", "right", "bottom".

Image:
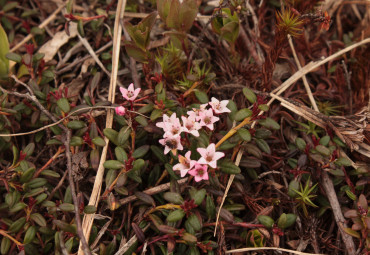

{"left": 78, "top": 1, "right": 127, "bottom": 253}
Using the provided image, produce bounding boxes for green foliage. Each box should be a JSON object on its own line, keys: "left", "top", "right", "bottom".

{"left": 293, "top": 177, "right": 318, "bottom": 217}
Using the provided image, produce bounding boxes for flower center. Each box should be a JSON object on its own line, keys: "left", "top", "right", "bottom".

{"left": 197, "top": 168, "right": 204, "bottom": 176}
{"left": 127, "top": 91, "right": 134, "bottom": 97}
{"left": 204, "top": 117, "right": 211, "bottom": 124}
{"left": 165, "top": 138, "right": 177, "bottom": 149}
{"left": 206, "top": 153, "right": 213, "bottom": 162}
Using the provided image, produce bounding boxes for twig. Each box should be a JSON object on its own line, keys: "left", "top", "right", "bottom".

{"left": 0, "top": 103, "right": 147, "bottom": 137}
{"left": 341, "top": 60, "right": 352, "bottom": 114}
{"left": 213, "top": 148, "right": 243, "bottom": 236}
{"left": 64, "top": 130, "right": 92, "bottom": 255}
{"left": 78, "top": 0, "right": 127, "bottom": 253}
{"left": 258, "top": 170, "right": 282, "bottom": 179}
{"left": 10, "top": 3, "right": 66, "bottom": 52}
{"left": 77, "top": 34, "right": 124, "bottom": 87}
{"left": 226, "top": 246, "right": 326, "bottom": 255}
{"left": 321, "top": 171, "right": 356, "bottom": 255}
{"left": 118, "top": 178, "right": 188, "bottom": 205}
{"left": 55, "top": 41, "right": 113, "bottom": 74}
{"left": 288, "top": 34, "right": 319, "bottom": 112}
{"left": 271, "top": 38, "right": 370, "bottom": 99}
{"left": 8, "top": 76, "right": 91, "bottom": 255}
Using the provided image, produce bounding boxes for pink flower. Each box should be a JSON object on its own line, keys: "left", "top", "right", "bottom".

{"left": 156, "top": 113, "right": 182, "bottom": 136}
{"left": 120, "top": 83, "right": 141, "bottom": 101}
{"left": 181, "top": 115, "right": 201, "bottom": 137}
{"left": 209, "top": 97, "right": 231, "bottom": 114}
{"left": 198, "top": 108, "right": 219, "bottom": 130}
{"left": 197, "top": 143, "right": 224, "bottom": 168}
{"left": 188, "top": 163, "right": 209, "bottom": 182}
{"left": 173, "top": 151, "right": 196, "bottom": 177}
{"left": 115, "top": 106, "right": 126, "bottom": 116}
{"left": 187, "top": 104, "right": 207, "bottom": 121}
{"left": 159, "top": 134, "right": 183, "bottom": 155}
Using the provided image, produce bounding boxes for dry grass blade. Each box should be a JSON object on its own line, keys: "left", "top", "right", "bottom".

{"left": 214, "top": 148, "right": 243, "bottom": 236}
{"left": 270, "top": 93, "right": 369, "bottom": 155}
{"left": 226, "top": 246, "right": 326, "bottom": 255}
{"left": 78, "top": 0, "right": 127, "bottom": 254}
{"left": 288, "top": 34, "right": 319, "bottom": 112}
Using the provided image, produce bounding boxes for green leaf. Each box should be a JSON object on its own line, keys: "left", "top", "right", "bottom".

{"left": 237, "top": 128, "right": 251, "bottom": 142}
{"left": 258, "top": 104, "right": 269, "bottom": 112}
{"left": 242, "top": 87, "right": 257, "bottom": 103}
{"left": 132, "top": 145, "right": 150, "bottom": 158}
{"left": 103, "top": 160, "right": 124, "bottom": 170}
{"left": 59, "top": 203, "right": 75, "bottom": 212}
{"left": 257, "top": 215, "right": 274, "bottom": 228}
{"left": 103, "top": 128, "right": 119, "bottom": 145}
{"left": 163, "top": 192, "right": 184, "bottom": 204}
{"left": 6, "top": 52, "right": 21, "bottom": 63}
{"left": 67, "top": 120, "right": 86, "bottom": 130}
{"left": 0, "top": 24, "right": 9, "bottom": 76}
{"left": 258, "top": 117, "right": 280, "bottom": 130}
{"left": 91, "top": 136, "right": 106, "bottom": 147}
{"left": 24, "top": 226, "right": 37, "bottom": 244}
{"left": 9, "top": 217, "right": 26, "bottom": 233}
{"left": 1, "top": 237, "right": 11, "bottom": 255}
{"left": 335, "top": 157, "right": 352, "bottom": 167}
{"left": 319, "top": 136, "right": 330, "bottom": 146}
{"left": 343, "top": 228, "right": 360, "bottom": 238}
{"left": 194, "top": 90, "right": 209, "bottom": 104}
{"left": 117, "top": 126, "right": 131, "bottom": 145}
{"left": 56, "top": 98, "right": 70, "bottom": 113}
{"left": 295, "top": 137, "right": 306, "bottom": 150}
{"left": 70, "top": 136, "right": 83, "bottom": 146}
{"left": 219, "top": 160, "right": 241, "bottom": 174}
{"left": 167, "top": 209, "right": 185, "bottom": 222}
{"left": 193, "top": 189, "right": 206, "bottom": 205}
{"left": 315, "top": 145, "right": 330, "bottom": 156}
{"left": 255, "top": 138, "right": 271, "bottom": 154}
{"left": 150, "top": 109, "right": 162, "bottom": 121}
{"left": 113, "top": 147, "right": 126, "bottom": 164}
{"left": 234, "top": 108, "right": 252, "bottom": 122}
{"left": 135, "top": 116, "right": 148, "bottom": 127}
{"left": 187, "top": 214, "right": 202, "bottom": 231}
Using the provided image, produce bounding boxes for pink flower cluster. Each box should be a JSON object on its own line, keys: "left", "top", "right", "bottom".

{"left": 157, "top": 97, "right": 230, "bottom": 181}
{"left": 115, "top": 83, "right": 141, "bottom": 116}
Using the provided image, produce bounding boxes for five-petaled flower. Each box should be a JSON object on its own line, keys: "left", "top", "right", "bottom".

{"left": 209, "top": 97, "right": 231, "bottom": 114}
{"left": 120, "top": 83, "right": 141, "bottom": 101}
{"left": 181, "top": 115, "right": 201, "bottom": 137}
{"left": 159, "top": 134, "right": 183, "bottom": 155}
{"left": 197, "top": 143, "right": 225, "bottom": 168}
{"left": 173, "top": 151, "right": 196, "bottom": 177}
{"left": 115, "top": 106, "right": 126, "bottom": 116}
{"left": 198, "top": 108, "right": 219, "bottom": 130}
{"left": 156, "top": 113, "right": 183, "bottom": 136}
{"left": 188, "top": 163, "right": 209, "bottom": 182}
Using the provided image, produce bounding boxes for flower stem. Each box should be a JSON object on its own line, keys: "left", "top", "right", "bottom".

{"left": 215, "top": 117, "right": 251, "bottom": 148}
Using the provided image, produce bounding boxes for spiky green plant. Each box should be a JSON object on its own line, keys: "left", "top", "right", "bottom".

{"left": 293, "top": 177, "right": 318, "bottom": 217}
{"left": 276, "top": 8, "right": 304, "bottom": 37}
